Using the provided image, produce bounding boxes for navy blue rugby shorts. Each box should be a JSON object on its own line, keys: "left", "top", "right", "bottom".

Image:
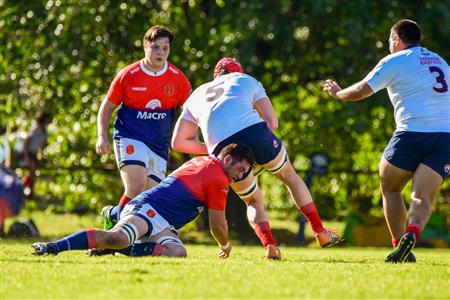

{"left": 383, "top": 131, "right": 450, "bottom": 179}
{"left": 212, "top": 122, "right": 283, "bottom": 165}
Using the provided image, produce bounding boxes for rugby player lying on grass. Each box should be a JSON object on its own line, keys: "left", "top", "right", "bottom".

{"left": 32, "top": 143, "right": 254, "bottom": 258}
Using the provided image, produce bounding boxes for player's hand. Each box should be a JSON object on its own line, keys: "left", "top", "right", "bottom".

{"left": 323, "top": 79, "right": 342, "bottom": 99}
{"left": 218, "top": 243, "right": 232, "bottom": 259}
{"left": 96, "top": 136, "right": 111, "bottom": 155}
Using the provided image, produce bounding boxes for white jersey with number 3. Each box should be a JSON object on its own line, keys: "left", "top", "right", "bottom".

{"left": 364, "top": 46, "right": 450, "bottom": 132}
{"left": 181, "top": 73, "right": 268, "bottom": 153}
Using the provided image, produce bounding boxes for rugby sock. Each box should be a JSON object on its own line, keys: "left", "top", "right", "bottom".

{"left": 110, "top": 205, "right": 121, "bottom": 223}
{"left": 300, "top": 202, "right": 325, "bottom": 235}
{"left": 254, "top": 221, "right": 277, "bottom": 247}
{"left": 117, "top": 242, "right": 164, "bottom": 257}
{"left": 392, "top": 238, "right": 399, "bottom": 248}
{"left": 48, "top": 229, "right": 96, "bottom": 254}
{"left": 119, "top": 194, "right": 132, "bottom": 208}
{"left": 112, "top": 195, "right": 132, "bottom": 222}
{"left": 405, "top": 223, "right": 421, "bottom": 240}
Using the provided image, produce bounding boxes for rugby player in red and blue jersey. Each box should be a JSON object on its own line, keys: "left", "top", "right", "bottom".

{"left": 96, "top": 25, "right": 191, "bottom": 224}
{"left": 32, "top": 143, "right": 254, "bottom": 258}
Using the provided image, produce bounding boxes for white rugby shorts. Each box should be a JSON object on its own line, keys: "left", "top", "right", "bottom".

{"left": 114, "top": 137, "right": 167, "bottom": 182}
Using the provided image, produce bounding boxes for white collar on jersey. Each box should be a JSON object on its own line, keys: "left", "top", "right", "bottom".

{"left": 140, "top": 60, "right": 168, "bottom": 77}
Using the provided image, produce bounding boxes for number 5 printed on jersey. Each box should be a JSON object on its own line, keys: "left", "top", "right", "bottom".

{"left": 206, "top": 82, "right": 225, "bottom": 102}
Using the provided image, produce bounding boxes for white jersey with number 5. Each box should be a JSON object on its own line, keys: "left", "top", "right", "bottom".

{"left": 364, "top": 46, "right": 450, "bottom": 132}
{"left": 181, "top": 73, "right": 268, "bottom": 153}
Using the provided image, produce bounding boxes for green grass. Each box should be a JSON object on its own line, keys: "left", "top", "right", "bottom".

{"left": 1, "top": 241, "right": 449, "bottom": 299}
{"left": 1, "top": 213, "right": 449, "bottom": 299}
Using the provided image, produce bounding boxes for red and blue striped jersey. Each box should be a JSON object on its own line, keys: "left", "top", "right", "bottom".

{"left": 106, "top": 60, "right": 191, "bottom": 159}
{"left": 134, "top": 156, "right": 230, "bottom": 229}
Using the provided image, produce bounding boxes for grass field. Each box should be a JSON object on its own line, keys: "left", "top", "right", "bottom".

{"left": 1, "top": 242, "right": 449, "bottom": 299}
{"left": 1, "top": 213, "right": 449, "bottom": 299}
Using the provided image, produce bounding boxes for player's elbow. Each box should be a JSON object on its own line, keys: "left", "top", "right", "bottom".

{"left": 170, "top": 132, "right": 181, "bottom": 151}
{"left": 171, "top": 135, "right": 183, "bottom": 151}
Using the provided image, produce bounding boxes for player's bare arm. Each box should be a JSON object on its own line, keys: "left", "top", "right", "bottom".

{"left": 96, "top": 99, "right": 118, "bottom": 155}
{"left": 323, "top": 79, "right": 374, "bottom": 101}
{"left": 254, "top": 97, "right": 279, "bottom": 132}
{"left": 171, "top": 118, "right": 208, "bottom": 154}
{"left": 208, "top": 209, "right": 232, "bottom": 258}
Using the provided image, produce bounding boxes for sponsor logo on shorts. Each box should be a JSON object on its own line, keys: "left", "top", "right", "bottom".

{"left": 445, "top": 164, "right": 450, "bottom": 174}
{"left": 146, "top": 209, "right": 156, "bottom": 218}
{"left": 126, "top": 145, "right": 134, "bottom": 155}
{"left": 165, "top": 84, "right": 174, "bottom": 96}
{"left": 273, "top": 139, "right": 278, "bottom": 148}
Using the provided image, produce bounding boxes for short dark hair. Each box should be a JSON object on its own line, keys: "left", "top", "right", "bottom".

{"left": 391, "top": 19, "right": 421, "bottom": 44}
{"left": 143, "top": 25, "right": 174, "bottom": 46}
{"left": 218, "top": 143, "right": 255, "bottom": 166}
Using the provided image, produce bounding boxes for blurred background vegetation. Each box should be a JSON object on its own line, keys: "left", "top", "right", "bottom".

{"left": 1, "top": 0, "right": 449, "bottom": 222}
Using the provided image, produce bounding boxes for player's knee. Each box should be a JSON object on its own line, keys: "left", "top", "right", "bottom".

{"left": 122, "top": 176, "right": 147, "bottom": 197}
{"left": 124, "top": 184, "right": 146, "bottom": 198}
{"left": 410, "top": 192, "right": 432, "bottom": 208}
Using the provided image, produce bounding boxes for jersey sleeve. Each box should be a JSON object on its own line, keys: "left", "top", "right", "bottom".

{"left": 177, "top": 72, "right": 192, "bottom": 106}
{"left": 204, "top": 167, "right": 229, "bottom": 210}
{"left": 364, "top": 54, "right": 402, "bottom": 93}
{"left": 180, "top": 107, "right": 198, "bottom": 124}
{"left": 105, "top": 69, "right": 127, "bottom": 105}
{"left": 254, "top": 80, "right": 268, "bottom": 102}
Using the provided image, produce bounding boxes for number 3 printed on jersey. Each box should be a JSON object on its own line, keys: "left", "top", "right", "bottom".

{"left": 429, "top": 66, "right": 448, "bottom": 93}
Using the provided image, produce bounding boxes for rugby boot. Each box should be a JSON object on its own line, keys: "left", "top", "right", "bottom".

{"left": 101, "top": 205, "right": 115, "bottom": 230}
{"left": 315, "top": 228, "right": 343, "bottom": 248}
{"left": 265, "top": 244, "right": 281, "bottom": 260}
{"left": 404, "top": 251, "right": 416, "bottom": 263}
{"left": 385, "top": 232, "right": 416, "bottom": 263}
{"left": 31, "top": 242, "right": 56, "bottom": 256}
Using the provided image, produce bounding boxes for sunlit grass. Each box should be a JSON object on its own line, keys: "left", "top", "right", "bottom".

{"left": 1, "top": 242, "right": 448, "bottom": 299}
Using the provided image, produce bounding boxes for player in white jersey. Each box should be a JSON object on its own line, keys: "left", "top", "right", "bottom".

{"left": 172, "top": 58, "right": 342, "bottom": 259}
{"left": 323, "top": 19, "right": 450, "bottom": 263}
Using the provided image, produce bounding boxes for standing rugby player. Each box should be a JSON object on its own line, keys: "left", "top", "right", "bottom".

{"left": 172, "top": 58, "right": 342, "bottom": 259}
{"left": 96, "top": 25, "right": 191, "bottom": 228}
{"left": 323, "top": 19, "right": 450, "bottom": 262}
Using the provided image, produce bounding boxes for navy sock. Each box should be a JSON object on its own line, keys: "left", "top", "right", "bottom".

{"left": 110, "top": 205, "right": 121, "bottom": 223}
{"left": 117, "top": 242, "right": 158, "bottom": 257}
{"left": 48, "top": 229, "right": 96, "bottom": 254}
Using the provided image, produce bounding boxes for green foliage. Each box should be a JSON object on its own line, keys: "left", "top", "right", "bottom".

{"left": 1, "top": 0, "right": 448, "bottom": 215}
{"left": 2, "top": 241, "right": 449, "bottom": 299}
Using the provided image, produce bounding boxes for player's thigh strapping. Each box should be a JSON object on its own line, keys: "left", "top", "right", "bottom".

{"left": 114, "top": 137, "right": 167, "bottom": 182}
{"left": 116, "top": 200, "right": 178, "bottom": 245}
{"left": 212, "top": 122, "right": 289, "bottom": 198}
